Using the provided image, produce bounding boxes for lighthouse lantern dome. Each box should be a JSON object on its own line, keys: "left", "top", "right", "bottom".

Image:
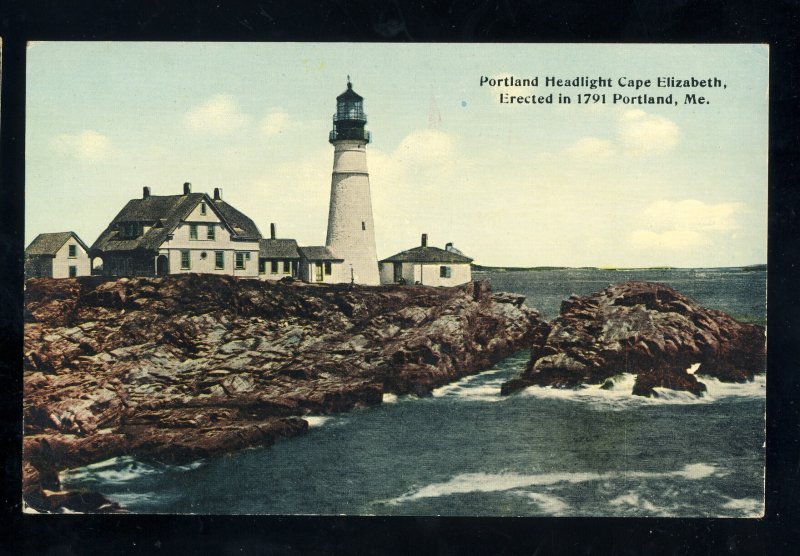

{"left": 330, "top": 78, "right": 370, "bottom": 143}
{"left": 336, "top": 80, "right": 365, "bottom": 121}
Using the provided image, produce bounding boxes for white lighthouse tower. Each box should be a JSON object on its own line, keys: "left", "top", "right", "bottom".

{"left": 325, "top": 78, "right": 380, "bottom": 285}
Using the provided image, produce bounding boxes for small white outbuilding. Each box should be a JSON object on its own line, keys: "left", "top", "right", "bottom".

{"left": 379, "top": 234, "right": 473, "bottom": 287}
{"left": 25, "top": 231, "right": 91, "bottom": 279}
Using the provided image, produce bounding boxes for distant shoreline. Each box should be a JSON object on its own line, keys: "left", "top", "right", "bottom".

{"left": 471, "top": 264, "right": 767, "bottom": 273}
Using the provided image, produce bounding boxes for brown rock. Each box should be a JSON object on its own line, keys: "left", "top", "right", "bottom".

{"left": 502, "top": 281, "right": 765, "bottom": 397}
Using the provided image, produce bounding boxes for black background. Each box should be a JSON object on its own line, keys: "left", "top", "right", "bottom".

{"left": 1, "top": 1, "right": 798, "bottom": 554}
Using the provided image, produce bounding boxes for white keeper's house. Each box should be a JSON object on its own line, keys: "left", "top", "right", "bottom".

{"left": 25, "top": 231, "right": 91, "bottom": 279}
{"left": 379, "top": 234, "right": 473, "bottom": 287}
{"left": 90, "top": 183, "right": 263, "bottom": 277}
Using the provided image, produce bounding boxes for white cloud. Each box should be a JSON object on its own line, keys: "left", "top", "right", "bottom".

{"left": 629, "top": 229, "right": 710, "bottom": 250}
{"left": 565, "top": 137, "right": 616, "bottom": 160}
{"left": 185, "top": 94, "right": 248, "bottom": 134}
{"left": 628, "top": 199, "right": 746, "bottom": 253}
{"left": 618, "top": 109, "right": 680, "bottom": 155}
{"left": 53, "top": 130, "right": 113, "bottom": 162}
{"left": 261, "top": 110, "right": 294, "bottom": 136}
{"left": 640, "top": 199, "right": 745, "bottom": 233}
{"left": 392, "top": 128, "right": 457, "bottom": 168}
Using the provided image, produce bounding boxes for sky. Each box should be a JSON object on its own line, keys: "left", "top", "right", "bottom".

{"left": 26, "top": 43, "right": 768, "bottom": 267}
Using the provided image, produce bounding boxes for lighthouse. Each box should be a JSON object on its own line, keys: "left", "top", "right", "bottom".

{"left": 325, "top": 78, "right": 380, "bottom": 285}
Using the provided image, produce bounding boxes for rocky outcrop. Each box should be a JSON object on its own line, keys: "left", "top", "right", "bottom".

{"left": 23, "top": 275, "right": 546, "bottom": 512}
{"left": 501, "top": 281, "right": 765, "bottom": 397}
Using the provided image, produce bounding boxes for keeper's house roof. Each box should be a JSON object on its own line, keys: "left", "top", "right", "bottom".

{"left": 26, "top": 232, "right": 89, "bottom": 256}
{"left": 259, "top": 238, "right": 300, "bottom": 259}
{"left": 91, "top": 192, "right": 261, "bottom": 254}
{"left": 380, "top": 246, "right": 473, "bottom": 264}
{"left": 298, "top": 246, "right": 344, "bottom": 262}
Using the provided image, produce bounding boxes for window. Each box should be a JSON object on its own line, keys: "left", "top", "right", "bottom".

{"left": 123, "top": 223, "right": 138, "bottom": 238}
{"left": 283, "top": 260, "right": 290, "bottom": 273}
{"left": 215, "top": 251, "right": 224, "bottom": 269}
{"left": 189, "top": 224, "right": 198, "bottom": 240}
{"left": 235, "top": 252, "right": 246, "bottom": 270}
{"left": 200, "top": 202, "right": 207, "bottom": 215}
{"left": 271, "top": 260, "right": 279, "bottom": 274}
{"left": 440, "top": 266, "right": 452, "bottom": 278}
{"left": 207, "top": 225, "right": 215, "bottom": 240}
{"left": 68, "top": 266, "right": 77, "bottom": 278}
{"left": 362, "top": 221, "right": 366, "bottom": 231}
{"left": 258, "top": 259, "right": 266, "bottom": 274}
{"left": 180, "top": 250, "right": 191, "bottom": 270}
{"left": 324, "top": 262, "right": 332, "bottom": 275}
{"left": 68, "top": 245, "right": 77, "bottom": 258}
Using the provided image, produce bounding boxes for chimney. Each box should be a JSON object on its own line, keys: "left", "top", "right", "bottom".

{"left": 143, "top": 186, "right": 151, "bottom": 198}
{"left": 270, "top": 223, "right": 276, "bottom": 239}
{"left": 213, "top": 187, "right": 222, "bottom": 200}
{"left": 445, "top": 242, "right": 453, "bottom": 251}
{"left": 183, "top": 182, "right": 192, "bottom": 195}
{"left": 421, "top": 233, "right": 428, "bottom": 247}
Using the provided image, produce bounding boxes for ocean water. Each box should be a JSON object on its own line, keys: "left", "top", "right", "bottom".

{"left": 60, "top": 268, "right": 766, "bottom": 516}
{"left": 476, "top": 267, "right": 766, "bottom": 323}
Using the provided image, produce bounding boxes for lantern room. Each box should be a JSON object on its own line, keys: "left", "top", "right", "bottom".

{"left": 330, "top": 78, "right": 371, "bottom": 144}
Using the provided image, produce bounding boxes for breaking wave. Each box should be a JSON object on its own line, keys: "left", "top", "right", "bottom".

{"left": 61, "top": 456, "right": 204, "bottom": 486}
{"left": 431, "top": 369, "right": 507, "bottom": 402}
{"left": 518, "top": 373, "right": 765, "bottom": 410}
{"left": 303, "top": 416, "right": 333, "bottom": 428}
{"left": 608, "top": 491, "right": 660, "bottom": 513}
{"left": 513, "top": 491, "right": 570, "bottom": 514}
{"left": 720, "top": 497, "right": 764, "bottom": 517}
{"left": 384, "top": 463, "right": 721, "bottom": 507}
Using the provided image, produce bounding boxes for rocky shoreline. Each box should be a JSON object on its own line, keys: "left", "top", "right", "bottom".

{"left": 23, "top": 275, "right": 547, "bottom": 513}
{"left": 500, "top": 281, "right": 766, "bottom": 397}
{"left": 22, "top": 276, "right": 765, "bottom": 513}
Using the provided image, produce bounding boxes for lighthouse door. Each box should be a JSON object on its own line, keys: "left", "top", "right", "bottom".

{"left": 393, "top": 262, "right": 403, "bottom": 283}
{"left": 315, "top": 262, "right": 324, "bottom": 282}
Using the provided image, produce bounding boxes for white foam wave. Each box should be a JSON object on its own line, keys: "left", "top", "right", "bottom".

{"left": 62, "top": 458, "right": 159, "bottom": 485}
{"left": 74, "top": 456, "right": 132, "bottom": 472}
{"left": 514, "top": 491, "right": 570, "bottom": 514}
{"left": 702, "top": 374, "right": 766, "bottom": 399}
{"left": 108, "top": 491, "right": 157, "bottom": 506}
{"left": 174, "top": 461, "right": 205, "bottom": 471}
{"left": 304, "top": 416, "right": 332, "bottom": 427}
{"left": 608, "top": 491, "right": 659, "bottom": 513}
{"left": 431, "top": 369, "right": 506, "bottom": 402}
{"left": 385, "top": 463, "right": 721, "bottom": 506}
{"left": 721, "top": 497, "right": 764, "bottom": 517}
{"left": 678, "top": 463, "right": 717, "bottom": 480}
{"left": 518, "top": 372, "right": 765, "bottom": 410}
{"left": 61, "top": 456, "right": 205, "bottom": 485}
{"left": 382, "top": 393, "right": 398, "bottom": 404}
